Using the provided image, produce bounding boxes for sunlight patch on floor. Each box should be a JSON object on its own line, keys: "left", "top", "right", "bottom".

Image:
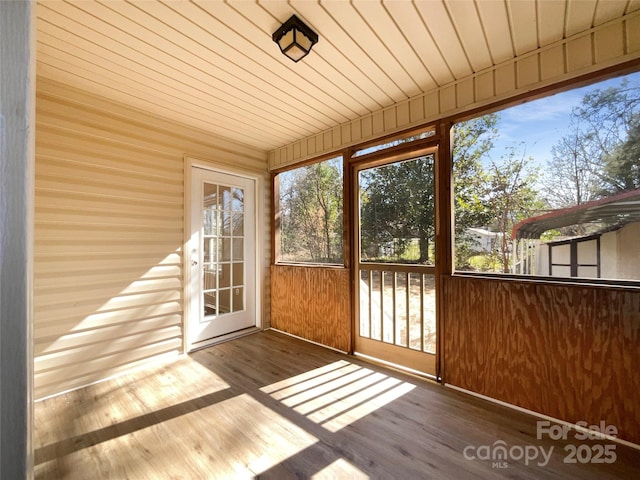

{"left": 261, "top": 360, "right": 353, "bottom": 397}
{"left": 197, "top": 393, "right": 318, "bottom": 477}
{"left": 311, "top": 458, "right": 369, "bottom": 479}
{"left": 261, "top": 361, "right": 415, "bottom": 432}
{"left": 35, "top": 390, "right": 318, "bottom": 479}
{"left": 125, "top": 357, "right": 232, "bottom": 411}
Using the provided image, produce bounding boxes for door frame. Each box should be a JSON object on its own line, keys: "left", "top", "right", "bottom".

{"left": 349, "top": 134, "right": 446, "bottom": 380}
{"left": 183, "top": 156, "right": 264, "bottom": 353}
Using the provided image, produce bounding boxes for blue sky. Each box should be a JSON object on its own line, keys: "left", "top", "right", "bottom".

{"left": 485, "top": 71, "right": 640, "bottom": 168}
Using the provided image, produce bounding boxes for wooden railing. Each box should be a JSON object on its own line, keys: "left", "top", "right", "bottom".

{"left": 358, "top": 263, "right": 436, "bottom": 354}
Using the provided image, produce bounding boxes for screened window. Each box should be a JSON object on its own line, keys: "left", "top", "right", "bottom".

{"left": 452, "top": 71, "right": 640, "bottom": 282}
{"left": 359, "top": 155, "right": 435, "bottom": 265}
{"left": 277, "top": 156, "right": 343, "bottom": 264}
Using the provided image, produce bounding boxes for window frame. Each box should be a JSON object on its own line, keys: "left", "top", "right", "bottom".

{"left": 273, "top": 152, "right": 348, "bottom": 267}
{"left": 271, "top": 63, "right": 640, "bottom": 289}
{"left": 447, "top": 66, "right": 640, "bottom": 288}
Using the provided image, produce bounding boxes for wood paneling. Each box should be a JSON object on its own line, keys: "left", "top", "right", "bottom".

{"left": 269, "top": 10, "right": 640, "bottom": 169}
{"left": 34, "top": 78, "right": 270, "bottom": 400}
{"left": 271, "top": 265, "right": 351, "bottom": 352}
{"left": 443, "top": 275, "right": 640, "bottom": 445}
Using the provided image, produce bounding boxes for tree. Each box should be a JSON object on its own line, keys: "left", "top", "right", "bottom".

{"left": 542, "top": 77, "right": 640, "bottom": 222}
{"left": 452, "top": 114, "right": 499, "bottom": 268}
{"left": 575, "top": 80, "right": 640, "bottom": 157}
{"left": 600, "top": 117, "right": 640, "bottom": 193}
{"left": 557, "top": 79, "right": 640, "bottom": 198}
{"left": 543, "top": 118, "right": 601, "bottom": 208}
{"left": 280, "top": 159, "right": 343, "bottom": 263}
{"left": 360, "top": 155, "right": 435, "bottom": 263}
{"left": 486, "top": 146, "right": 544, "bottom": 272}
{"left": 453, "top": 114, "right": 498, "bottom": 229}
{"left": 357, "top": 114, "right": 500, "bottom": 267}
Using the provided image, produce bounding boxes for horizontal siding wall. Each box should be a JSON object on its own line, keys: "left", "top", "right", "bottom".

{"left": 269, "top": 10, "right": 640, "bottom": 169}
{"left": 34, "top": 78, "right": 269, "bottom": 400}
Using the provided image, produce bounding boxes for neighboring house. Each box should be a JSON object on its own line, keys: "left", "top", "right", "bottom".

{"left": 512, "top": 189, "right": 640, "bottom": 280}
{"left": 465, "top": 227, "right": 502, "bottom": 254}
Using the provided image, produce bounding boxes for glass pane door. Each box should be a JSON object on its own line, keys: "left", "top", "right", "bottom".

{"left": 190, "top": 167, "right": 256, "bottom": 347}
{"left": 202, "top": 183, "right": 246, "bottom": 318}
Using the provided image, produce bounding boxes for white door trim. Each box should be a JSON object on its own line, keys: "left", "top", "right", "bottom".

{"left": 183, "top": 156, "right": 263, "bottom": 353}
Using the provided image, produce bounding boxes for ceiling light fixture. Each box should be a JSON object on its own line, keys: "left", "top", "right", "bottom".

{"left": 272, "top": 15, "right": 318, "bottom": 63}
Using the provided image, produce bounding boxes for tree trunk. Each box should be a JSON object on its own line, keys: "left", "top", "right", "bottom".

{"left": 419, "top": 237, "right": 430, "bottom": 263}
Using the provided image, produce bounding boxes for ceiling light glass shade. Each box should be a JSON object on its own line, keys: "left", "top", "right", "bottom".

{"left": 272, "top": 15, "right": 318, "bottom": 63}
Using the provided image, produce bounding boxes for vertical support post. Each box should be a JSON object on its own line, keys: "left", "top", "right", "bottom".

{"left": 436, "top": 121, "right": 454, "bottom": 382}
{"left": 343, "top": 150, "right": 354, "bottom": 354}
{"left": 271, "top": 172, "right": 280, "bottom": 264}
{"left": 0, "top": 0, "right": 35, "bottom": 478}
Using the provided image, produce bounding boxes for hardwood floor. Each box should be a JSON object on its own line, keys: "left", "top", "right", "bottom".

{"left": 34, "top": 330, "right": 640, "bottom": 479}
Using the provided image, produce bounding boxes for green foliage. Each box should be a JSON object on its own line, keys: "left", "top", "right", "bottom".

{"left": 361, "top": 239, "right": 424, "bottom": 263}
{"left": 600, "top": 119, "right": 640, "bottom": 193}
{"left": 279, "top": 158, "right": 343, "bottom": 263}
{"left": 359, "top": 155, "right": 435, "bottom": 264}
{"left": 452, "top": 114, "right": 549, "bottom": 272}
{"left": 468, "top": 254, "right": 502, "bottom": 272}
{"left": 540, "top": 229, "right": 562, "bottom": 242}
{"left": 453, "top": 114, "right": 498, "bottom": 235}
{"left": 485, "top": 145, "right": 544, "bottom": 272}
{"left": 452, "top": 114, "right": 508, "bottom": 269}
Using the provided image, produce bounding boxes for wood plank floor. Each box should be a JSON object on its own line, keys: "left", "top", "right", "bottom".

{"left": 34, "top": 330, "right": 640, "bottom": 479}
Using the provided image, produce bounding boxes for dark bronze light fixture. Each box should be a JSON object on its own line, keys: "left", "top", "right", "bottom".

{"left": 272, "top": 15, "right": 318, "bottom": 63}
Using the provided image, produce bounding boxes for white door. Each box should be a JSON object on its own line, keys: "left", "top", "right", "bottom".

{"left": 189, "top": 167, "right": 256, "bottom": 347}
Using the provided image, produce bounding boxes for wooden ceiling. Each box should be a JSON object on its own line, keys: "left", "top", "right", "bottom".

{"left": 36, "top": 0, "right": 640, "bottom": 152}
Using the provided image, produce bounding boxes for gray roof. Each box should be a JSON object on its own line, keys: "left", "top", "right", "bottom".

{"left": 512, "top": 189, "right": 640, "bottom": 240}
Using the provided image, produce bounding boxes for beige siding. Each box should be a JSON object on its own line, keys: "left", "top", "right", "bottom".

{"left": 616, "top": 222, "right": 640, "bottom": 280}
{"left": 268, "top": 11, "right": 640, "bottom": 169}
{"left": 35, "top": 78, "right": 269, "bottom": 400}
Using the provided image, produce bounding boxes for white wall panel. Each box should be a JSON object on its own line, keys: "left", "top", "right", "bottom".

{"left": 35, "top": 78, "right": 270, "bottom": 400}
